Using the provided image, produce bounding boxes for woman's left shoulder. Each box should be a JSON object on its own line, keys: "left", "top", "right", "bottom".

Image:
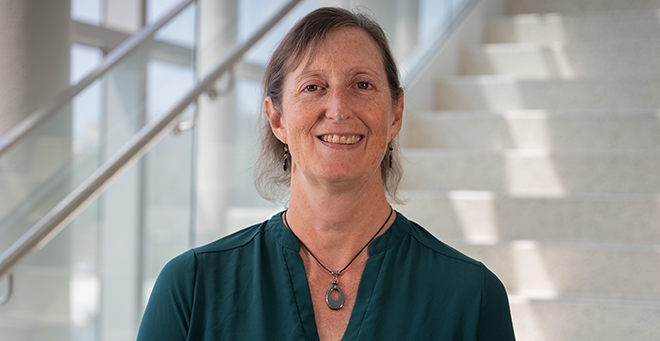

{"left": 402, "top": 218, "right": 482, "bottom": 267}
{"left": 397, "top": 216, "right": 508, "bottom": 290}
{"left": 382, "top": 215, "right": 515, "bottom": 339}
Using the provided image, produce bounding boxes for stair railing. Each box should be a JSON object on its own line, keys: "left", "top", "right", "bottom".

{"left": 0, "top": 0, "right": 193, "bottom": 157}
{"left": 0, "top": 0, "right": 303, "bottom": 303}
{"left": 402, "top": 0, "right": 479, "bottom": 87}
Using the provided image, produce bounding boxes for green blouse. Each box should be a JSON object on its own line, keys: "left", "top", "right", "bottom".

{"left": 137, "top": 212, "right": 515, "bottom": 340}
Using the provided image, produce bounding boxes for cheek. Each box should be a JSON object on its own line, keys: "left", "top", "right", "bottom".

{"left": 370, "top": 106, "right": 395, "bottom": 135}
{"left": 284, "top": 103, "right": 318, "bottom": 133}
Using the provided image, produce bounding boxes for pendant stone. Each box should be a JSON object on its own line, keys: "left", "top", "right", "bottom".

{"left": 326, "top": 284, "right": 344, "bottom": 310}
{"left": 326, "top": 271, "right": 344, "bottom": 310}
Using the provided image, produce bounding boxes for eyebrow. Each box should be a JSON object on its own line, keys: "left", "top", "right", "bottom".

{"left": 296, "top": 66, "right": 382, "bottom": 79}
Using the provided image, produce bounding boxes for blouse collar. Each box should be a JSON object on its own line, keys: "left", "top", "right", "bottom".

{"left": 267, "top": 210, "right": 411, "bottom": 255}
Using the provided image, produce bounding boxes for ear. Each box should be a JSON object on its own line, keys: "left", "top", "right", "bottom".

{"left": 388, "top": 94, "right": 404, "bottom": 141}
{"left": 265, "top": 96, "right": 287, "bottom": 144}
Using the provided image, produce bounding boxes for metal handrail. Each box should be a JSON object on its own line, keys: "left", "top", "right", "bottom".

{"left": 0, "top": 274, "right": 12, "bottom": 306}
{"left": 0, "top": 0, "right": 194, "bottom": 157}
{"left": 0, "top": 0, "right": 303, "bottom": 281}
{"left": 402, "top": 0, "right": 479, "bottom": 88}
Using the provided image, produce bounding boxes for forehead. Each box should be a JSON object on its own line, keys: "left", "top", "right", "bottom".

{"left": 288, "top": 27, "right": 384, "bottom": 75}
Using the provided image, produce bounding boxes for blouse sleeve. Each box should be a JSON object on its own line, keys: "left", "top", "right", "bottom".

{"left": 476, "top": 263, "right": 516, "bottom": 340}
{"left": 137, "top": 249, "right": 197, "bottom": 341}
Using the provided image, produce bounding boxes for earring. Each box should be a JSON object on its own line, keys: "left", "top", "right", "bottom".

{"left": 283, "top": 145, "right": 288, "bottom": 171}
{"left": 388, "top": 146, "right": 393, "bottom": 168}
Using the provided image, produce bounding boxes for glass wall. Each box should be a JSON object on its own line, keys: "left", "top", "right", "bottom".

{"left": 0, "top": 1, "right": 197, "bottom": 340}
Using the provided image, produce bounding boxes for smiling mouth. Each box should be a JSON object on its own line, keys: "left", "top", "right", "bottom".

{"left": 319, "top": 134, "right": 363, "bottom": 145}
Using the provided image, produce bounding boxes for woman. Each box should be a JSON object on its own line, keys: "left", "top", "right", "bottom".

{"left": 138, "top": 7, "right": 515, "bottom": 341}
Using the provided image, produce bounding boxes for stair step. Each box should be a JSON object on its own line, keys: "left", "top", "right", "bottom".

{"left": 400, "top": 149, "right": 660, "bottom": 194}
{"left": 509, "top": 294, "right": 660, "bottom": 341}
{"left": 410, "top": 2, "right": 660, "bottom": 339}
{"left": 448, "top": 239, "right": 660, "bottom": 299}
{"left": 404, "top": 110, "right": 660, "bottom": 150}
{"left": 508, "top": 0, "right": 660, "bottom": 14}
{"left": 436, "top": 75, "right": 660, "bottom": 110}
{"left": 487, "top": 10, "right": 660, "bottom": 43}
{"left": 462, "top": 40, "right": 660, "bottom": 77}
{"left": 396, "top": 190, "right": 660, "bottom": 244}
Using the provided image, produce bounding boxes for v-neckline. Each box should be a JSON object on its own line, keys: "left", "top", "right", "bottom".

{"left": 273, "top": 212, "right": 408, "bottom": 340}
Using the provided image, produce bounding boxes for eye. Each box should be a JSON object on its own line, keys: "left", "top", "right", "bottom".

{"left": 304, "top": 84, "right": 319, "bottom": 92}
{"left": 356, "top": 82, "right": 370, "bottom": 90}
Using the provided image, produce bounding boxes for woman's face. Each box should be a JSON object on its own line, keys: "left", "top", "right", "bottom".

{"left": 266, "top": 27, "right": 403, "bottom": 188}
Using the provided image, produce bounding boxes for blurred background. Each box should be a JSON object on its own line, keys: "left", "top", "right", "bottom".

{"left": 1, "top": 0, "right": 659, "bottom": 340}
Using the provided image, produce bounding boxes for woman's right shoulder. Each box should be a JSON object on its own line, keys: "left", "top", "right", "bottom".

{"left": 157, "top": 217, "right": 275, "bottom": 283}
{"left": 155, "top": 219, "right": 272, "bottom": 288}
{"left": 193, "top": 219, "right": 271, "bottom": 255}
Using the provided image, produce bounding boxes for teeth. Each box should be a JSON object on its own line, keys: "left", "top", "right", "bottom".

{"left": 321, "top": 134, "right": 362, "bottom": 145}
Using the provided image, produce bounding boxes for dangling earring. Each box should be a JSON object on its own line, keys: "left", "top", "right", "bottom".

{"left": 388, "top": 146, "right": 393, "bottom": 168}
{"left": 283, "top": 145, "right": 288, "bottom": 171}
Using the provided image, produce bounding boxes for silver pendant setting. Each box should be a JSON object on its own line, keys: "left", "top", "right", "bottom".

{"left": 326, "top": 271, "right": 345, "bottom": 310}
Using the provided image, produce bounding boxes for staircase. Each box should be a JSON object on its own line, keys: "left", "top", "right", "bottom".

{"left": 397, "top": 0, "right": 660, "bottom": 339}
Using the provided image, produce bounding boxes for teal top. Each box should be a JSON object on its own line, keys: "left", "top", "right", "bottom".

{"left": 137, "top": 212, "right": 515, "bottom": 340}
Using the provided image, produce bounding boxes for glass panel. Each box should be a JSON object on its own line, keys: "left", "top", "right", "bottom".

{"left": 0, "top": 104, "right": 73, "bottom": 253}
{"left": 0, "top": 220, "right": 75, "bottom": 340}
{"left": 147, "top": 0, "right": 184, "bottom": 23}
{"left": 71, "top": 0, "right": 103, "bottom": 26}
{"left": 69, "top": 45, "right": 104, "bottom": 341}
{"left": 241, "top": 0, "right": 318, "bottom": 66}
{"left": 141, "top": 59, "right": 196, "bottom": 308}
{"left": 376, "top": 0, "right": 478, "bottom": 82}
{"left": 152, "top": 2, "right": 197, "bottom": 48}
{"left": 71, "top": 44, "right": 104, "bottom": 85}
{"left": 419, "top": 0, "right": 453, "bottom": 43}
{"left": 69, "top": 201, "right": 101, "bottom": 341}
{"left": 0, "top": 2, "right": 197, "bottom": 340}
{"left": 71, "top": 44, "right": 104, "bottom": 185}
{"left": 452, "top": 0, "right": 472, "bottom": 20}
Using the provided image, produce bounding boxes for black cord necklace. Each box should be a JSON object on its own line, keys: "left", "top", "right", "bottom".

{"left": 283, "top": 206, "right": 394, "bottom": 310}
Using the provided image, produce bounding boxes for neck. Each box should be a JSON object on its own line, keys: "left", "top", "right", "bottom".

{"left": 285, "top": 171, "right": 394, "bottom": 269}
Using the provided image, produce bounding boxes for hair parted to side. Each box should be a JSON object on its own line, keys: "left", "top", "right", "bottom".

{"left": 254, "top": 7, "right": 405, "bottom": 204}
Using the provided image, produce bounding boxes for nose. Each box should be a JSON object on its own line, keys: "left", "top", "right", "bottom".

{"left": 325, "top": 87, "right": 352, "bottom": 122}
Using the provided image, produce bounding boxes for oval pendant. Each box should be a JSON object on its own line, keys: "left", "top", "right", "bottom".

{"left": 326, "top": 284, "right": 345, "bottom": 310}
